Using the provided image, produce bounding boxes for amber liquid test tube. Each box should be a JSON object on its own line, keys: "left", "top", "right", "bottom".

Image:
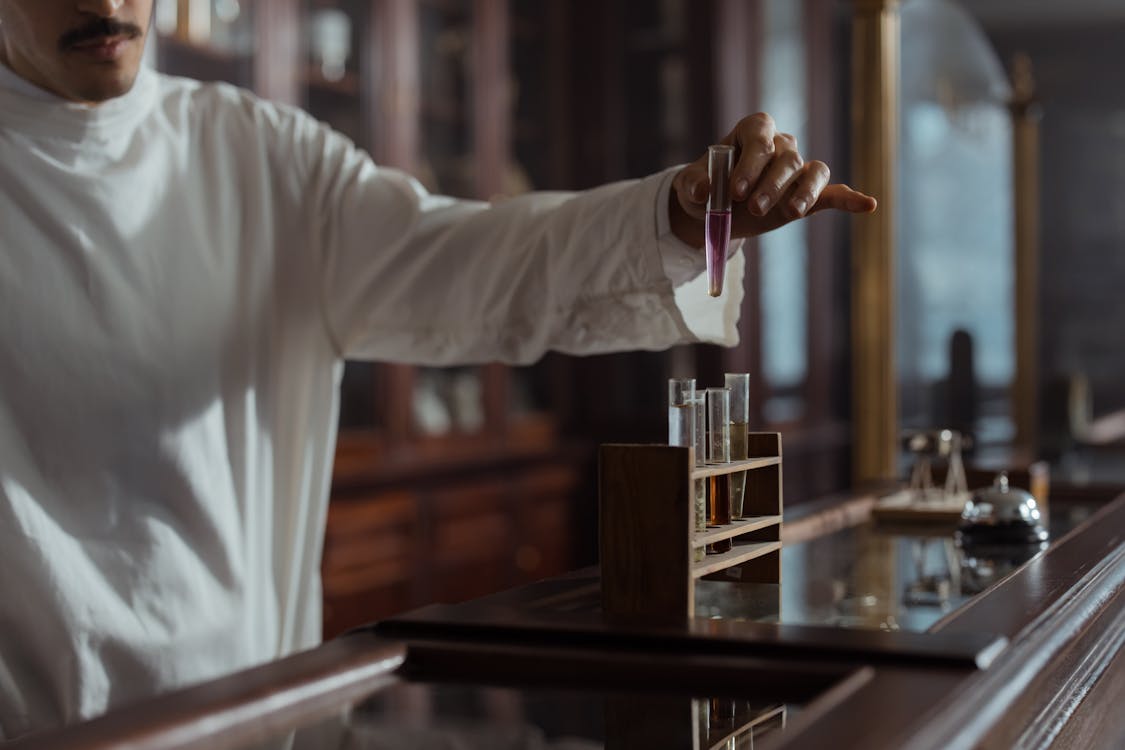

{"left": 706, "top": 387, "right": 733, "bottom": 554}
{"left": 725, "top": 373, "right": 750, "bottom": 519}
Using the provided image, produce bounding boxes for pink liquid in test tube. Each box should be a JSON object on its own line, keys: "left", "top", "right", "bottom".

{"left": 705, "top": 145, "right": 735, "bottom": 297}
{"left": 706, "top": 210, "right": 731, "bottom": 296}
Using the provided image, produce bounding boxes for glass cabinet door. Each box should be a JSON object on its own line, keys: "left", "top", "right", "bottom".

{"left": 155, "top": 0, "right": 258, "bottom": 88}
{"left": 412, "top": 0, "right": 488, "bottom": 441}
{"left": 302, "top": 0, "right": 371, "bottom": 149}
{"left": 295, "top": 1, "right": 382, "bottom": 431}
{"left": 897, "top": 1, "right": 1015, "bottom": 449}
{"left": 758, "top": 0, "right": 809, "bottom": 426}
{"left": 155, "top": 0, "right": 257, "bottom": 51}
{"left": 417, "top": 0, "right": 474, "bottom": 197}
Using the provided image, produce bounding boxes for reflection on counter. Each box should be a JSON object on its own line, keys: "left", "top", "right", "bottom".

{"left": 299, "top": 683, "right": 794, "bottom": 750}
{"left": 958, "top": 540, "right": 1047, "bottom": 596}
{"left": 696, "top": 501, "right": 1094, "bottom": 632}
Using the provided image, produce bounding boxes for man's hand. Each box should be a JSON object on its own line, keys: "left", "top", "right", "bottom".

{"left": 669, "top": 113, "right": 878, "bottom": 248}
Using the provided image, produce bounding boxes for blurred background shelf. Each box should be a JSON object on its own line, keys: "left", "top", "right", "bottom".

{"left": 153, "top": 0, "right": 1125, "bottom": 639}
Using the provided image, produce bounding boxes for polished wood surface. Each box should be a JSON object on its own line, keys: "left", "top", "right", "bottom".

{"left": 5, "top": 638, "right": 405, "bottom": 750}
{"left": 982, "top": 585, "right": 1125, "bottom": 749}
{"left": 377, "top": 492, "right": 1125, "bottom": 750}
{"left": 692, "top": 456, "right": 782, "bottom": 479}
{"left": 781, "top": 486, "right": 887, "bottom": 543}
{"left": 1049, "top": 622, "right": 1125, "bottom": 750}
{"left": 931, "top": 494, "right": 1125, "bottom": 638}
{"left": 375, "top": 598, "right": 1006, "bottom": 670}
{"left": 768, "top": 494, "right": 1125, "bottom": 749}
{"left": 599, "top": 445, "right": 694, "bottom": 619}
{"left": 399, "top": 640, "right": 865, "bottom": 703}
{"left": 13, "top": 493, "right": 1124, "bottom": 750}
{"left": 693, "top": 541, "right": 783, "bottom": 578}
{"left": 693, "top": 515, "right": 783, "bottom": 548}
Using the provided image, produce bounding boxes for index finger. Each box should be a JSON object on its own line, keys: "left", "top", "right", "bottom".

{"left": 726, "top": 113, "right": 777, "bottom": 201}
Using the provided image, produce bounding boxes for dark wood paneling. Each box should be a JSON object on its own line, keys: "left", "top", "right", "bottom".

{"left": 599, "top": 445, "right": 694, "bottom": 619}
{"left": 1049, "top": 618, "right": 1125, "bottom": 750}
{"left": 323, "top": 454, "right": 578, "bottom": 637}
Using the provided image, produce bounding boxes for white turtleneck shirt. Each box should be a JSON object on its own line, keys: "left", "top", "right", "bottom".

{"left": 0, "top": 63, "right": 742, "bottom": 740}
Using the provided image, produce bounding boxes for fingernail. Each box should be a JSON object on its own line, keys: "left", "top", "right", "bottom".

{"left": 693, "top": 181, "right": 707, "bottom": 201}
{"left": 793, "top": 198, "right": 809, "bottom": 215}
{"left": 755, "top": 195, "right": 770, "bottom": 215}
{"left": 735, "top": 178, "right": 749, "bottom": 199}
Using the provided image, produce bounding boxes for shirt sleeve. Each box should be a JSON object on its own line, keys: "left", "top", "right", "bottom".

{"left": 293, "top": 116, "right": 743, "bottom": 365}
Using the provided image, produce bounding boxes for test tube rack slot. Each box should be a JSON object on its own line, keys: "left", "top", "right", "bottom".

{"left": 599, "top": 434, "right": 783, "bottom": 620}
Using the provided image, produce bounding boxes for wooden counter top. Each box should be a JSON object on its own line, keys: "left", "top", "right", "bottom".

{"left": 10, "top": 491, "right": 1124, "bottom": 750}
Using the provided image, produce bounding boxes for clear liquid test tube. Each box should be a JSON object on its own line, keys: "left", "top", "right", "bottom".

{"left": 667, "top": 379, "right": 696, "bottom": 449}
{"left": 706, "top": 387, "right": 731, "bottom": 465}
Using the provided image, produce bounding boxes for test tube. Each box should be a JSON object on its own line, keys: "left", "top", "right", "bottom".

{"left": 706, "top": 387, "right": 733, "bottom": 553}
{"left": 694, "top": 698, "right": 710, "bottom": 746}
{"left": 667, "top": 379, "right": 696, "bottom": 449}
{"left": 725, "top": 373, "right": 750, "bottom": 519}
{"left": 670, "top": 379, "right": 703, "bottom": 562}
{"left": 706, "top": 145, "right": 735, "bottom": 298}
{"left": 706, "top": 388, "right": 731, "bottom": 466}
{"left": 711, "top": 697, "right": 737, "bottom": 723}
{"left": 691, "top": 391, "right": 707, "bottom": 562}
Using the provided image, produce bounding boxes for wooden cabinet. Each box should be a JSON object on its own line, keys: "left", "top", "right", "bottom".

{"left": 324, "top": 454, "right": 577, "bottom": 637}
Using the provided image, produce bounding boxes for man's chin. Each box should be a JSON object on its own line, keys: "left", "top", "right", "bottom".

{"left": 66, "top": 67, "right": 141, "bottom": 104}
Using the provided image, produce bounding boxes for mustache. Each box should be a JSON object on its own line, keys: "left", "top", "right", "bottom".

{"left": 58, "top": 18, "right": 142, "bottom": 50}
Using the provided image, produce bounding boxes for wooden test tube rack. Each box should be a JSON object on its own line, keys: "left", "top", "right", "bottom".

{"left": 599, "top": 434, "right": 783, "bottom": 620}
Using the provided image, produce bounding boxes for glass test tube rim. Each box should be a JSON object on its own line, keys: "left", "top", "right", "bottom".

{"left": 691, "top": 391, "right": 707, "bottom": 463}
{"left": 668, "top": 378, "right": 696, "bottom": 406}
{"left": 707, "top": 144, "right": 735, "bottom": 211}
{"left": 667, "top": 378, "right": 696, "bottom": 450}
{"left": 723, "top": 372, "right": 750, "bottom": 424}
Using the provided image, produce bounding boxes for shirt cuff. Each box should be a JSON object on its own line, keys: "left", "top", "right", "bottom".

{"left": 652, "top": 166, "right": 744, "bottom": 347}
{"left": 654, "top": 166, "right": 745, "bottom": 288}
{"left": 654, "top": 166, "right": 704, "bottom": 287}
